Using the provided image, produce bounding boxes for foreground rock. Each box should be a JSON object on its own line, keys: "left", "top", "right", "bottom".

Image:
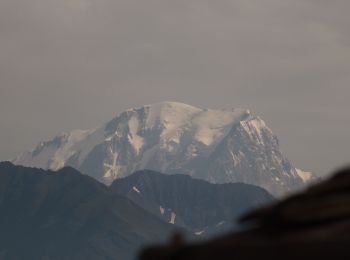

{"left": 140, "top": 167, "right": 350, "bottom": 260}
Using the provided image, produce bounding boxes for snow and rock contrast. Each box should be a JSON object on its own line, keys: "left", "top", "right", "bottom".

{"left": 13, "top": 101, "right": 311, "bottom": 195}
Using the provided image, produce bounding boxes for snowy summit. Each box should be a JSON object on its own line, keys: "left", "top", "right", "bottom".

{"left": 13, "top": 101, "right": 311, "bottom": 195}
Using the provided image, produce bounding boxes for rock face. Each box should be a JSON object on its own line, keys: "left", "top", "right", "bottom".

{"left": 111, "top": 170, "right": 273, "bottom": 236}
{"left": 140, "top": 167, "right": 350, "bottom": 260}
{"left": 0, "top": 162, "right": 176, "bottom": 260}
{"left": 13, "top": 101, "right": 309, "bottom": 195}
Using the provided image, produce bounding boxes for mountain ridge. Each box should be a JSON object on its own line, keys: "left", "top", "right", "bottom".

{"left": 0, "top": 162, "right": 177, "bottom": 260}
{"left": 13, "top": 101, "right": 311, "bottom": 195}
{"left": 111, "top": 169, "right": 273, "bottom": 236}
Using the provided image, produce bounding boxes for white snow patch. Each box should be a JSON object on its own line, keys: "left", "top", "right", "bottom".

{"left": 159, "top": 206, "right": 165, "bottom": 215}
{"left": 105, "top": 135, "right": 113, "bottom": 141}
{"left": 16, "top": 129, "right": 99, "bottom": 170}
{"left": 193, "top": 109, "right": 247, "bottom": 146}
{"left": 142, "top": 103, "right": 250, "bottom": 159}
{"left": 146, "top": 102, "right": 200, "bottom": 148}
{"left": 145, "top": 101, "right": 201, "bottom": 130}
{"left": 133, "top": 186, "right": 141, "bottom": 194}
{"left": 229, "top": 150, "right": 241, "bottom": 167}
{"left": 195, "top": 230, "right": 205, "bottom": 236}
{"left": 103, "top": 145, "right": 120, "bottom": 180}
{"left": 127, "top": 116, "right": 144, "bottom": 154}
{"left": 216, "top": 221, "right": 226, "bottom": 227}
{"left": 241, "top": 117, "right": 271, "bottom": 145}
{"left": 169, "top": 212, "right": 176, "bottom": 224}
{"left": 296, "top": 169, "right": 313, "bottom": 182}
{"left": 49, "top": 130, "right": 92, "bottom": 170}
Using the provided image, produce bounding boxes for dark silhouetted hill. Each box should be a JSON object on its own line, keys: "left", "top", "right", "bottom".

{"left": 111, "top": 170, "right": 273, "bottom": 236}
{"left": 140, "top": 167, "right": 350, "bottom": 260}
{"left": 0, "top": 162, "right": 176, "bottom": 260}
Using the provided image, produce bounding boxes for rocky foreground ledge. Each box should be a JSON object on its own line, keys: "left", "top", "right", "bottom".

{"left": 140, "top": 167, "right": 350, "bottom": 260}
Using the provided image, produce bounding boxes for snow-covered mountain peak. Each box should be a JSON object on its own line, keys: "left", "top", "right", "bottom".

{"left": 144, "top": 101, "right": 201, "bottom": 132}
{"left": 144, "top": 101, "right": 200, "bottom": 113}
{"left": 105, "top": 102, "right": 251, "bottom": 148}
{"left": 123, "top": 101, "right": 251, "bottom": 130}
{"left": 13, "top": 102, "right": 311, "bottom": 195}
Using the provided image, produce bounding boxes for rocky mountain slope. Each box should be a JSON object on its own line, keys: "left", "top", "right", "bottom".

{"left": 111, "top": 170, "right": 273, "bottom": 236}
{"left": 13, "top": 101, "right": 310, "bottom": 195}
{"left": 140, "top": 167, "right": 350, "bottom": 260}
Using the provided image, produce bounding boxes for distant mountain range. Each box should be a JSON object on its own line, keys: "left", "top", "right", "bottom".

{"left": 13, "top": 101, "right": 312, "bottom": 195}
{"left": 111, "top": 170, "right": 273, "bottom": 236}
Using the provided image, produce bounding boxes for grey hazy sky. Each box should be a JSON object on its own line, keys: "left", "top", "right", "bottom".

{"left": 1, "top": 0, "right": 349, "bottom": 176}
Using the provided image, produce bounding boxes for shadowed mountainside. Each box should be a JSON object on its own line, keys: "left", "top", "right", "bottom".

{"left": 140, "top": 167, "right": 350, "bottom": 260}
{"left": 111, "top": 170, "right": 273, "bottom": 236}
{"left": 0, "top": 162, "right": 177, "bottom": 260}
